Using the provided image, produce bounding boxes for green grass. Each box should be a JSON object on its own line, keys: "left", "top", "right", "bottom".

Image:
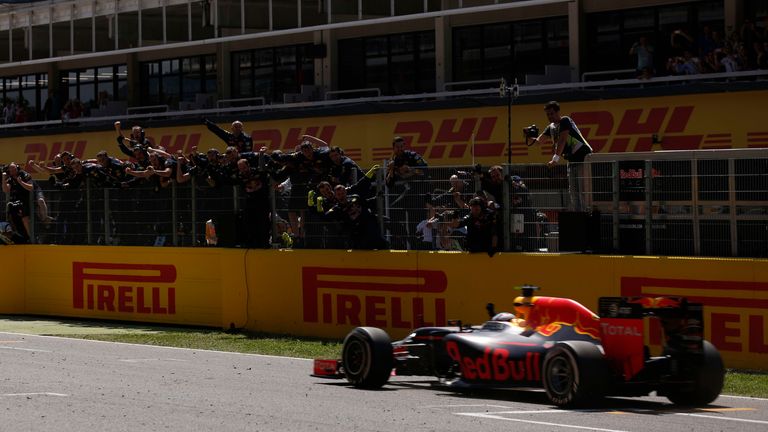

{"left": 724, "top": 369, "right": 768, "bottom": 398}
{"left": 73, "top": 330, "right": 343, "bottom": 360}
{"left": 56, "top": 328, "right": 768, "bottom": 399}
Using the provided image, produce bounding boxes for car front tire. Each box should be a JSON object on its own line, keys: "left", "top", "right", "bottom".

{"left": 342, "top": 327, "right": 393, "bottom": 389}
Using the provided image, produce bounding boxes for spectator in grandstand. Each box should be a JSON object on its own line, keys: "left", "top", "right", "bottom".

{"left": 61, "top": 99, "right": 84, "bottom": 120}
{"left": 670, "top": 28, "right": 695, "bottom": 57}
{"left": 719, "top": 46, "right": 741, "bottom": 72}
{"left": 457, "top": 196, "right": 498, "bottom": 255}
{"left": 697, "top": 25, "right": 717, "bottom": 58}
{"left": 204, "top": 119, "right": 253, "bottom": 153}
{"left": 755, "top": 41, "right": 767, "bottom": 69}
{"left": 629, "top": 36, "right": 655, "bottom": 79}
{"left": 702, "top": 50, "right": 724, "bottom": 74}
{"left": 2, "top": 100, "right": 15, "bottom": 124}
{"left": 532, "top": 101, "right": 593, "bottom": 212}
{"left": 740, "top": 19, "right": 761, "bottom": 67}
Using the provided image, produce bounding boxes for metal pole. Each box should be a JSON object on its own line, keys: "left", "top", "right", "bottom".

{"left": 644, "top": 160, "right": 652, "bottom": 255}
{"left": 104, "top": 187, "right": 110, "bottom": 244}
{"left": 171, "top": 180, "right": 178, "bottom": 246}
{"left": 270, "top": 178, "right": 279, "bottom": 248}
{"left": 691, "top": 159, "right": 701, "bottom": 256}
{"left": 86, "top": 177, "right": 93, "bottom": 245}
{"left": 28, "top": 188, "right": 35, "bottom": 243}
{"left": 502, "top": 164, "right": 511, "bottom": 251}
{"left": 507, "top": 91, "right": 512, "bottom": 165}
{"left": 728, "top": 158, "right": 738, "bottom": 257}
{"left": 191, "top": 177, "right": 197, "bottom": 246}
{"left": 376, "top": 165, "right": 385, "bottom": 237}
{"left": 612, "top": 161, "right": 620, "bottom": 252}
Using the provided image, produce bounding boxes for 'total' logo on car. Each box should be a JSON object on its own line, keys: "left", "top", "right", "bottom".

{"left": 72, "top": 262, "right": 176, "bottom": 314}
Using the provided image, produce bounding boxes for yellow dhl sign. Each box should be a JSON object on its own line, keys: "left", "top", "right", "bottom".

{"left": 1, "top": 90, "right": 765, "bottom": 170}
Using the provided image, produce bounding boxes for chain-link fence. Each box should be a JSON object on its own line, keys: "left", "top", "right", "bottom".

{"left": 2, "top": 157, "right": 766, "bottom": 258}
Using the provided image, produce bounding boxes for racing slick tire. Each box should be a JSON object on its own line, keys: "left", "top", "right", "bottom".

{"left": 665, "top": 340, "right": 724, "bottom": 406}
{"left": 542, "top": 341, "right": 607, "bottom": 407}
{"left": 342, "top": 327, "right": 394, "bottom": 389}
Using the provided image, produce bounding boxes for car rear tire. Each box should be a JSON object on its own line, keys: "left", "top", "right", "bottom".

{"left": 342, "top": 327, "right": 393, "bottom": 389}
{"left": 665, "top": 340, "right": 724, "bottom": 406}
{"left": 542, "top": 342, "right": 607, "bottom": 407}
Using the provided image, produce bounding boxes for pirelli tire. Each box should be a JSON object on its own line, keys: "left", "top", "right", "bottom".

{"left": 542, "top": 341, "right": 608, "bottom": 407}
{"left": 342, "top": 327, "right": 394, "bottom": 389}
{"left": 665, "top": 340, "right": 724, "bottom": 406}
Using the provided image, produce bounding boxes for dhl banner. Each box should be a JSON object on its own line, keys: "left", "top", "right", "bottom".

{"left": 0, "top": 90, "right": 766, "bottom": 172}
{"left": 0, "top": 246, "right": 765, "bottom": 370}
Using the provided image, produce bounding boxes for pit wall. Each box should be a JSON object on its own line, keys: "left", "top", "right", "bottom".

{"left": 1, "top": 245, "right": 765, "bottom": 370}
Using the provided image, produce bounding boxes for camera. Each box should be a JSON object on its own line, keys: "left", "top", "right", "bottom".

{"left": 522, "top": 124, "right": 539, "bottom": 139}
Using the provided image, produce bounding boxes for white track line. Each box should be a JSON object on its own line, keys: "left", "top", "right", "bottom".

{"left": 0, "top": 331, "right": 310, "bottom": 361}
{"left": 719, "top": 394, "right": 768, "bottom": 401}
{"left": 0, "top": 345, "right": 52, "bottom": 353}
{"left": 0, "top": 392, "right": 68, "bottom": 397}
{"left": 674, "top": 413, "right": 768, "bottom": 425}
{"left": 457, "top": 412, "right": 629, "bottom": 432}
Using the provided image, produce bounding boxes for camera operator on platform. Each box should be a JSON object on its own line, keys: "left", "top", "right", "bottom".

{"left": 528, "top": 101, "right": 592, "bottom": 211}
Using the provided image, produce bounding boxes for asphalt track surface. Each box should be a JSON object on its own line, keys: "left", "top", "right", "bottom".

{"left": 1, "top": 332, "right": 767, "bottom": 432}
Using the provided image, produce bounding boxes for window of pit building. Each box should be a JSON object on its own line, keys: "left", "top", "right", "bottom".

{"left": 337, "top": 31, "right": 435, "bottom": 96}
{"left": 0, "top": 74, "right": 47, "bottom": 122}
{"left": 746, "top": 0, "right": 768, "bottom": 29}
{"left": 583, "top": 0, "right": 724, "bottom": 75}
{"left": 60, "top": 65, "right": 127, "bottom": 109}
{"left": 231, "top": 44, "right": 314, "bottom": 104}
{"left": 452, "top": 16, "right": 569, "bottom": 87}
{"left": 140, "top": 55, "right": 216, "bottom": 108}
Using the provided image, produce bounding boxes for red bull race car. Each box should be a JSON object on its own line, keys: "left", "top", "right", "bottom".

{"left": 313, "top": 286, "right": 725, "bottom": 407}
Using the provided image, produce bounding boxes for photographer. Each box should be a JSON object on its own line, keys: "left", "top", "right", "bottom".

{"left": 531, "top": 101, "right": 593, "bottom": 211}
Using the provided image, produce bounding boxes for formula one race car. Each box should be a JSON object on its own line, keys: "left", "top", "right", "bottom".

{"left": 313, "top": 286, "right": 724, "bottom": 407}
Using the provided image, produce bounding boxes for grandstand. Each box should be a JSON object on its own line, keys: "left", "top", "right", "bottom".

{"left": 0, "top": 0, "right": 766, "bottom": 257}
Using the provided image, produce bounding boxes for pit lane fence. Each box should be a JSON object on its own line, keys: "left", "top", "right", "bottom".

{"left": 1, "top": 152, "right": 766, "bottom": 257}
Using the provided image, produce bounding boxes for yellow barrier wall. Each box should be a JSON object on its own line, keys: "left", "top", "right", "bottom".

{"left": 0, "top": 90, "right": 765, "bottom": 171}
{"left": 2, "top": 246, "right": 765, "bottom": 370}
{"left": 18, "top": 245, "right": 243, "bottom": 327}
{"left": 0, "top": 247, "right": 26, "bottom": 313}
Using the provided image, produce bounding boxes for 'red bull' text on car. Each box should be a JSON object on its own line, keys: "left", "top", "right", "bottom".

{"left": 312, "top": 286, "right": 724, "bottom": 407}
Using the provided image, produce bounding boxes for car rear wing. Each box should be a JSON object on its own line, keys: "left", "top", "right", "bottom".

{"left": 598, "top": 296, "right": 705, "bottom": 354}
